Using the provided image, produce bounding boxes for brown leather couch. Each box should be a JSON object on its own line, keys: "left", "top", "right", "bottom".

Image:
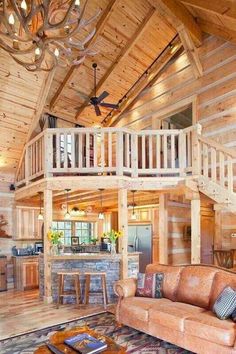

{"left": 114, "top": 264, "right": 236, "bottom": 354}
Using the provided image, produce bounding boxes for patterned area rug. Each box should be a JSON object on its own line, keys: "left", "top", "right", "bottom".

{"left": 0, "top": 312, "right": 194, "bottom": 354}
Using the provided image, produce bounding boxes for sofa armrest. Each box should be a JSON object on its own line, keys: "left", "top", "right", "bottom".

{"left": 114, "top": 278, "right": 137, "bottom": 298}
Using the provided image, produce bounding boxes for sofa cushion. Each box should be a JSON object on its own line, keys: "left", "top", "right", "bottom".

{"left": 210, "top": 271, "right": 236, "bottom": 310}
{"left": 146, "top": 264, "right": 183, "bottom": 301}
{"left": 136, "top": 272, "right": 164, "bottom": 298}
{"left": 119, "top": 297, "right": 172, "bottom": 322}
{"left": 185, "top": 311, "right": 236, "bottom": 346}
{"left": 213, "top": 286, "right": 236, "bottom": 320}
{"left": 149, "top": 301, "right": 205, "bottom": 332}
{"left": 176, "top": 266, "right": 218, "bottom": 309}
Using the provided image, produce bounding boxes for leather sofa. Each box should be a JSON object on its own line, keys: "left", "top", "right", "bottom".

{"left": 114, "top": 264, "right": 236, "bottom": 354}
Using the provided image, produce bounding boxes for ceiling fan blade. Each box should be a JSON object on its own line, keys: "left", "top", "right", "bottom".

{"left": 97, "top": 91, "right": 109, "bottom": 103}
{"left": 99, "top": 102, "right": 119, "bottom": 109}
{"left": 94, "top": 105, "right": 101, "bottom": 116}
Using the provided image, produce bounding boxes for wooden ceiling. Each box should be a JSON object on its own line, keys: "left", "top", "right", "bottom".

{"left": 1, "top": 0, "right": 236, "bottom": 182}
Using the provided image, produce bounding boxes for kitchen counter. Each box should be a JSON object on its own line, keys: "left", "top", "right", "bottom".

{"left": 39, "top": 252, "right": 140, "bottom": 304}
{"left": 12, "top": 255, "right": 39, "bottom": 259}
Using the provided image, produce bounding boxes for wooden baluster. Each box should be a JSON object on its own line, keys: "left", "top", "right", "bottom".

{"left": 38, "top": 138, "right": 41, "bottom": 172}
{"left": 94, "top": 133, "right": 98, "bottom": 168}
{"left": 178, "top": 131, "right": 186, "bottom": 176}
{"left": 101, "top": 131, "right": 105, "bottom": 170}
{"left": 211, "top": 147, "right": 216, "bottom": 181}
{"left": 163, "top": 134, "right": 167, "bottom": 169}
{"left": 64, "top": 133, "right": 68, "bottom": 169}
{"left": 156, "top": 134, "right": 160, "bottom": 171}
{"left": 71, "top": 132, "right": 75, "bottom": 169}
{"left": 44, "top": 132, "right": 53, "bottom": 177}
{"left": 142, "top": 135, "right": 146, "bottom": 169}
{"left": 149, "top": 135, "right": 153, "bottom": 170}
{"left": 108, "top": 132, "right": 112, "bottom": 168}
{"left": 187, "top": 132, "right": 191, "bottom": 167}
{"left": 131, "top": 133, "right": 138, "bottom": 177}
{"left": 78, "top": 133, "right": 83, "bottom": 169}
{"left": 219, "top": 151, "right": 225, "bottom": 187}
{"left": 171, "top": 134, "right": 175, "bottom": 169}
{"left": 203, "top": 143, "right": 208, "bottom": 177}
{"left": 86, "top": 132, "right": 90, "bottom": 168}
{"left": 116, "top": 131, "right": 123, "bottom": 176}
{"left": 56, "top": 133, "right": 60, "bottom": 169}
{"left": 125, "top": 133, "right": 130, "bottom": 168}
{"left": 25, "top": 147, "right": 29, "bottom": 184}
{"left": 227, "top": 156, "right": 233, "bottom": 192}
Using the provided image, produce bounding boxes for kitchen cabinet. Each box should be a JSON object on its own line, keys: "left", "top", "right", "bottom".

{"left": 14, "top": 207, "right": 43, "bottom": 240}
{"left": 13, "top": 256, "right": 39, "bottom": 290}
{"left": 0, "top": 256, "right": 7, "bottom": 291}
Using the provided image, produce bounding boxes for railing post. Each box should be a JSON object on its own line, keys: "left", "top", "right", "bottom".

{"left": 25, "top": 147, "right": 29, "bottom": 185}
{"left": 192, "top": 124, "right": 202, "bottom": 176}
{"left": 178, "top": 131, "right": 186, "bottom": 176}
{"left": 131, "top": 133, "right": 138, "bottom": 177}
{"left": 116, "top": 131, "right": 123, "bottom": 176}
{"left": 44, "top": 131, "right": 53, "bottom": 178}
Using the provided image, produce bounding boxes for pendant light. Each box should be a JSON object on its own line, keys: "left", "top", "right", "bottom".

{"left": 38, "top": 192, "right": 43, "bottom": 221}
{"left": 131, "top": 190, "right": 137, "bottom": 220}
{"left": 98, "top": 188, "right": 105, "bottom": 220}
{"left": 64, "top": 189, "right": 71, "bottom": 220}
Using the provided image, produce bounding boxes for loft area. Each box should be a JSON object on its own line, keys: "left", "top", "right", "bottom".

{"left": 0, "top": 1, "right": 236, "bottom": 353}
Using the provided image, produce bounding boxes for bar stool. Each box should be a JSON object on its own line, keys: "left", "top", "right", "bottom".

{"left": 84, "top": 271, "right": 108, "bottom": 308}
{"left": 57, "top": 270, "right": 82, "bottom": 308}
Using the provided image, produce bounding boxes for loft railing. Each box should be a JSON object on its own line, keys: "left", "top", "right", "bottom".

{"left": 16, "top": 125, "right": 200, "bottom": 187}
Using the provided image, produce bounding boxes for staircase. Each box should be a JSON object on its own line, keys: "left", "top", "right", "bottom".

{"left": 195, "top": 135, "right": 236, "bottom": 213}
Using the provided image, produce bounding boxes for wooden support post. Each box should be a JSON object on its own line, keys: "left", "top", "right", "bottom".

{"left": 191, "top": 197, "right": 201, "bottom": 264}
{"left": 131, "top": 133, "right": 138, "bottom": 177}
{"left": 116, "top": 131, "right": 124, "bottom": 176}
{"left": 192, "top": 124, "right": 202, "bottom": 175}
{"left": 159, "top": 194, "right": 168, "bottom": 264}
{"left": 118, "top": 189, "right": 128, "bottom": 279}
{"left": 43, "top": 189, "right": 53, "bottom": 304}
{"left": 214, "top": 210, "right": 222, "bottom": 251}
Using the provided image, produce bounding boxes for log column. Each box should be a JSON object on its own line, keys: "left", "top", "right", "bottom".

{"left": 118, "top": 189, "right": 128, "bottom": 279}
{"left": 43, "top": 188, "right": 53, "bottom": 303}
{"left": 159, "top": 194, "right": 168, "bottom": 264}
{"left": 191, "top": 197, "right": 201, "bottom": 264}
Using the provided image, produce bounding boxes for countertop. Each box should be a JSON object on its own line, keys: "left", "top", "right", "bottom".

{"left": 39, "top": 252, "right": 141, "bottom": 261}
{"left": 12, "top": 255, "right": 39, "bottom": 259}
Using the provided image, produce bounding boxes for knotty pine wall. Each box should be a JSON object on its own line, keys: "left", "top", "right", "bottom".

{"left": 117, "top": 34, "right": 236, "bottom": 251}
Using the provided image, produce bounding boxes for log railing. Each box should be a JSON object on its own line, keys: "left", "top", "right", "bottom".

{"left": 16, "top": 124, "right": 235, "bottom": 192}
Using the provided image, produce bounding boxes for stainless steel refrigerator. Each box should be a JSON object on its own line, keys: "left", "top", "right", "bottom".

{"left": 128, "top": 224, "right": 152, "bottom": 273}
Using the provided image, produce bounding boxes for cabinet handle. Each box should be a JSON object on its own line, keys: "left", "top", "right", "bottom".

{"left": 0, "top": 272, "right": 6, "bottom": 275}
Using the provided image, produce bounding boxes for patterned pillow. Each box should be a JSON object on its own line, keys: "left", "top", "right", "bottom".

{"left": 213, "top": 286, "right": 236, "bottom": 320}
{"left": 136, "top": 272, "right": 164, "bottom": 298}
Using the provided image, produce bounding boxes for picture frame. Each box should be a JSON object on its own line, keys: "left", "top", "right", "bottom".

{"left": 71, "top": 236, "right": 79, "bottom": 246}
{"left": 183, "top": 225, "right": 191, "bottom": 241}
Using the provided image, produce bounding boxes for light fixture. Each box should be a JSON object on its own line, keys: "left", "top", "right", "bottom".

{"left": 98, "top": 188, "right": 104, "bottom": 220}
{"left": 71, "top": 206, "right": 86, "bottom": 217}
{"left": 38, "top": 192, "right": 43, "bottom": 221}
{"left": 0, "top": 1, "right": 100, "bottom": 71}
{"left": 131, "top": 190, "right": 137, "bottom": 220}
{"left": 64, "top": 189, "right": 71, "bottom": 220}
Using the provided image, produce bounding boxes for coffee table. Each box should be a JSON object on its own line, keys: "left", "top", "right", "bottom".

{"left": 34, "top": 325, "right": 126, "bottom": 353}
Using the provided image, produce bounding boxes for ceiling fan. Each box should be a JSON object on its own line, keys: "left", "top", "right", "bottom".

{"left": 76, "top": 63, "right": 119, "bottom": 116}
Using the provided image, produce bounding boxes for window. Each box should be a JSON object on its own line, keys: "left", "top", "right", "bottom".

{"left": 75, "top": 222, "right": 94, "bottom": 244}
{"left": 52, "top": 221, "right": 94, "bottom": 245}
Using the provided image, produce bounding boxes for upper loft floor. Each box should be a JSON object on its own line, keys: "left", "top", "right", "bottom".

{"left": 15, "top": 124, "right": 236, "bottom": 213}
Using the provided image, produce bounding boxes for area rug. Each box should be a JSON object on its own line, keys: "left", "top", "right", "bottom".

{"left": 0, "top": 312, "right": 195, "bottom": 354}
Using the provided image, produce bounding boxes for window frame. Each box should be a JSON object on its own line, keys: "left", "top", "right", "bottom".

{"left": 51, "top": 220, "right": 95, "bottom": 245}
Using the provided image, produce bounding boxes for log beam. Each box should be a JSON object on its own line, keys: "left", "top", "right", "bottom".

{"left": 197, "top": 18, "right": 236, "bottom": 46}
{"left": 178, "top": 25, "right": 203, "bottom": 78}
{"left": 118, "top": 189, "right": 128, "bottom": 279}
{"left": 191, "top": 196, "right": 201, "bottom": 264}
{"left": 43, "top": 189, "right": 53, "bottom": 304}
{"left": 159, "top": 194, "right": 168, "bottom": 264}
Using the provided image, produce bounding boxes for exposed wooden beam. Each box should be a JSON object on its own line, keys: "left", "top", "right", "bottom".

{"left": 197, "top": 18, "right": 236, "bottom": 46}
{"left": 191, "top": 196, "right": 201, "bottom": 264}
{"left": 178, "top": 24, "right": 203, "bottom": 78}
{"left": 153, "top": 0, "right": 202, "bottom": 47}
{"left": 75, "top": 6, "right": 156, "bottom": 121}
{"left": 27, "top": 68, "right": 56, "bottom": 141}
{"left": 180, "top": 0, "right": 236, "bottom": 21}
{"left": 105, "top": 36, "right": 182, "bottom": 127}
{"left": 49, "top": 0, "right": 119, "bottom": 111}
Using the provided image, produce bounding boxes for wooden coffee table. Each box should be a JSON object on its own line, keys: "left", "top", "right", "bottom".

{"left": 34, "top": 325, "right": 126, "bottom": 353}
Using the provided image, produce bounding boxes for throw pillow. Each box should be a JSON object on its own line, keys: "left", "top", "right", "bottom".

{"left": 136, "top": 272, "right": 164, "bottom": 298}
{"left": 213, "top": 286, "right": 236, "bottom": 320}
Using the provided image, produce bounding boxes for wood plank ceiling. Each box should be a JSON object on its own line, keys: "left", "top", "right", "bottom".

{"left": 1, "top": 0, "right": 236, "bottom": 182}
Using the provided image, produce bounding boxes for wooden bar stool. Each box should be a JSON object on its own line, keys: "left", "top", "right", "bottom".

{"left": 84, "top": 271, "right": 108, "bottom": 308}
{"left": 57, "top": 270, "right": 81, "bottom": 308}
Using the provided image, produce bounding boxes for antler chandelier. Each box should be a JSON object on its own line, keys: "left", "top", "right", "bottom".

{"left": 0, "top": 0, "right": 99, "bottom": 71}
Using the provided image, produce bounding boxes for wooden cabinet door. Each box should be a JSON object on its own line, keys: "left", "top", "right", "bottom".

{"left": 22, "top": 262, "right": 39, "bottom": 290}
{"left": 15, "top": 207, "right": 42, "bottom": 239}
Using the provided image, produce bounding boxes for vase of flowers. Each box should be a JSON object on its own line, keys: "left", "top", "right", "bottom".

{"left": 103, "top": 229, "right": 122, "bottom": 256}
{"left": 47, "top": 229, "right": 63, "bottom": 256}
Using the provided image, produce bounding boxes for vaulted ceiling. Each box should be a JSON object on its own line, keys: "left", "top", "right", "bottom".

{"left": 0, "top": 0, "right": 236, "bottom": 182}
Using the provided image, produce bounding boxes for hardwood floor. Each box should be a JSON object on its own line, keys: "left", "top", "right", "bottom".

{"left": 0, "top": 289, "right": 115, "bottom": 340}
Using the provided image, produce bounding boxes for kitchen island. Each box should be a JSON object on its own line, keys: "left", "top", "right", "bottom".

{"left": 39, "top": 252, "right": 140, "bottom": 304}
